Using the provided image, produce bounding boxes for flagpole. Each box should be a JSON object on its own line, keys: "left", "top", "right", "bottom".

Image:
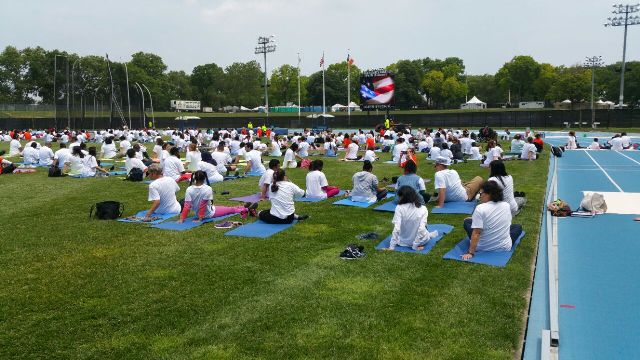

{"left": 347, "top": 50, "right": 351, "bottom": 120}
{"left": 322, "top": 51, "right": 326, "bottom": 115}
{"left": 297, "top": 52, "right": 301, "bottom": 121}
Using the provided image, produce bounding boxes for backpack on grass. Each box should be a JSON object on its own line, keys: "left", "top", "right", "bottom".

{"left": 48, "top": 165, "right": 62, "bottom": 177}
{"left": 89, "top": 201, "right": 124, "bottom": 220}
{"left": 551, "top": 146, "right": 563, "bottom": 158}
{"left": 126, "top": 167, "right": 144, "bottom": 182}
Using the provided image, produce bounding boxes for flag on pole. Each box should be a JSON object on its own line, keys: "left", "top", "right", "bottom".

{"left": 298, "top": 53, "right": 301, "bottom": 66}
{"left": 347, "top": 54, "right": 354, "bottom": 66}
{"left": 320, "top": 53, "right": 324, "bottom": 68}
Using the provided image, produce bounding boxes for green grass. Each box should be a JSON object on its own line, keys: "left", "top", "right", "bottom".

{"left": 0, "top": 140, "right": 548, "bottom": 359}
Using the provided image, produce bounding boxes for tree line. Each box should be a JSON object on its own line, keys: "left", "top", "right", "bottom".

{"left": 1, "top": 45, "right": 639, "bottom": 112}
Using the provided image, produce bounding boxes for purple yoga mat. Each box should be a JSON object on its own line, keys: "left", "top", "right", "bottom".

{"left": 229, "top": 192, "right": 263, "bottom": 202}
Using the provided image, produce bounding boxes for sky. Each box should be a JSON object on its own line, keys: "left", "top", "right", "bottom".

{"left": 1, "top": 0, "right": 638, "bottom": 76}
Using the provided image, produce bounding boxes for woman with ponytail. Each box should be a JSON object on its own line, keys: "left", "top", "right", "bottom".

{"left": 258, "top": 169, "right": 309, "bottom": 224}
{"left": 178, "top": 170, "right": 258, "bottom": 223}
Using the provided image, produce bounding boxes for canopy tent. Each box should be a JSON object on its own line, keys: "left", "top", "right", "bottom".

{"left": 306, "top": 114, "right": 335, "bottom": 118}
{"left": 347, "top": 101, "right": 361, "bottom": 111}
{"left": 331, "top": 103, "right": 347, "bottom": 112}
{"left": 460, "top": 96, "right": 487, "bottom": 109}
{"left": 239, "top": 106, "right": 252, "bottom": 111}
{"left": 561, "top": 99, "right": 572, "bottom": 104}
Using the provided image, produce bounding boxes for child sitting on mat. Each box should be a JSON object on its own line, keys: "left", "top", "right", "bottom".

{"left": 386, "top": 186, "right": 439, "bottom": 251}
{"left": 305, "top": 159, "right": 340, "bottom": 199}
{"left": 394, "top": 160, "right": 429, "bottom": 204}
{"left": 349, "top": 160, "right": 388, "bottom": 203}
{"left": 461, "top": 181, "right": 523, "bottom": 260}
{"left": 259, "top": 159, "right": 280, "bottom": 200}
{"left": 258, "top": 169, "right": 309, "bottom": 224}
{"left": 178, "top": 170, "right": 257, "bottom": 223}
{"left": 163, "top": 146, "right": 191, "bottom": 182}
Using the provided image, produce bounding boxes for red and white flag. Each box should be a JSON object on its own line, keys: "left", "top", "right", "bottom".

{"left": 320, "top": 53, "right": 324, "bottom": 68}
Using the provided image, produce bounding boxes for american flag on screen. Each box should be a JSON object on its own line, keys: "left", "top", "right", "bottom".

{"left": 360, "top": 74, "right": 395, "bottom": 105}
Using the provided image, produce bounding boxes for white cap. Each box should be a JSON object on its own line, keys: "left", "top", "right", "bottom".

{"left": 435, "top": 156, "right": 451, "bottom": 166}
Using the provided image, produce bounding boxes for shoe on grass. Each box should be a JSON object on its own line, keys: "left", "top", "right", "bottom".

{"left": 215, "top": 221, "right": 234, "bottom": 229}
{"left": 356, "top": 232, "right": 379, "bottom": 240}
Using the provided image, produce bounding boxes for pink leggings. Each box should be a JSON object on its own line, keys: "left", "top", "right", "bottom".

{"left": 324, "top": 186, "right": 341, "bottom": 198}
{"left": 212, "top": 205, "right": 246, "bottom": 217}
{"left": 176, "top": 173, "right": 192, "bottom": 182}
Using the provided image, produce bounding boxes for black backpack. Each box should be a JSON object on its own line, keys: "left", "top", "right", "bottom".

{"left": 48, "top": 165, "right": 62, "bottom": 177}
{"left": 1, "top": 163, "right": 16, "bottom": 175}
{"left": 126, "top": 167, "right": 144, "bottom": 182}
{"left": 551, "top": 146, "right": 563, "bottom": 158}
{"left": 89, "top": 201, "right": 124, "bottom": 220}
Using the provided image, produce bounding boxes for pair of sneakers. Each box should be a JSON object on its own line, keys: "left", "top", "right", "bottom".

{"left": 340, "top": 244, "right": 366, "bottom": 260}
{"left": 215, "top": 221, "right": 243, "bottom": 229}
{"left": 242, "top": 202, "right": 259, "bottom": 219}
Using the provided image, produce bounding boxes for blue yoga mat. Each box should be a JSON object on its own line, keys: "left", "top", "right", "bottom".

{"left": 431, "top": 201, "right": 477, "bottom": 214}
{"left": 245, "top": 171, "right": 263, "bottom": 177}
{"left": 224, "top": 220, "right": 297, "bottom": 238}
{"left": 375, "top": 224, "right": 454, "bottom": 254}
{"left": 295, "top": 190, "right": 346, "bottom": 202}
{"left": 443, "top": 231, "right": 526, "bottom": 267}
{"left": 143, "top": 180, "right": 153, "bottom": 184}
{"left": 373, "top": 201, "right": 397, "bottom": 212}
{"left": 108, "top": 170, "right": 128, "bottom": 176}
{"left": 229, "top": 192, "right": 263, "bottom": 202}
{"left": 224, "top": 175, "right": 244, "bottom": 181}
{"left": 69, "top": 174, "right": 94, "bottom": 178}
{"left": 332, "top": 192, "right": 394, "bottom": 208}
{"left": 99, "top": 162, "right": 114, "bottom": 167}
{"left": 151, "top": 214, "right": 236, "bottom": 231}
{"left": 117, "top": 210, "right": 178, "bottom": 225}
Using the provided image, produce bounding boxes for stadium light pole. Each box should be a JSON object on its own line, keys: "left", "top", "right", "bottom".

{"left": 134, "top": 82, "right": 145, "bottom": 128}
{"left": 124, "top": 62, "right": 132, "bottom": 129}
{"left": 93, "top": 87, "right": 100, "bottom": 130}
{"left": 605, "top": 3, "right": 640, "bottom": 108}
{"left": 297, "top": 52, "right": 301, "bottom": 121}
{"left": 584, "top": 56, "right": 604, "bottom": 128}
{"left": 255, "top": 35, "right": 276, "bottom": 118}
{"left": 71, "top": 59, "right": 82, "bottom": 129}
{"left": 141, "top": 83, "right": 155, "bottom": 128}
{"left": 53, "top": 54, "right": 67, "bottom": 126}
{"left": 66, "top": 58, "right": 71, "bottom": 129}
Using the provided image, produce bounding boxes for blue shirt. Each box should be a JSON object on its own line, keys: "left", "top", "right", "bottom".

{"left": 395, "top": 174, "right": 426, "bottom": 205}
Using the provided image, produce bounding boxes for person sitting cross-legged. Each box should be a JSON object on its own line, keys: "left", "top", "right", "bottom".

{"left": 386, "top": 186, "right": 439, "bottom": 251}
{"left": 433, "top": 156, "right": 483, "bottom": 207}
{"left": 461, "top": 180, "right": 523, "bottom": 260}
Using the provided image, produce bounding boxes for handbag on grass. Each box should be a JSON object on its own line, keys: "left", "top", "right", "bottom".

{"left": 90, "top": 201, "right": 124, "bottom": 220}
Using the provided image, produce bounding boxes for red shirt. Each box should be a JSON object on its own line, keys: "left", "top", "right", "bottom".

{"left": 366, "top": 138, "right": 375, "bottom": 150}
{"left": 343, "top": 138, "right": 351, "bottom": 148}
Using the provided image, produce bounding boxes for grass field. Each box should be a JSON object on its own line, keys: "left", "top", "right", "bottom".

{"left": 0, "top": 140, "right": 548, "bottom": 359}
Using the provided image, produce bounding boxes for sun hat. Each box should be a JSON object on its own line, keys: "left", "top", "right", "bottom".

{"left": 435, "top": 156, "right": 451, "bottom": 166}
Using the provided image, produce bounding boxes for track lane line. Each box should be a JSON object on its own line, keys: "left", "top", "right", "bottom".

{"left": 581, "top": 150, "right": 624, "bottom": 192}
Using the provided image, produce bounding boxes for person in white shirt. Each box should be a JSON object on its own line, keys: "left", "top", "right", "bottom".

{"left": 460, "top": 135, "right": 473, "bottom": 154}
{"left": 283, "top": 143, "right": 302, "bottom": 168}
{"left": 323, "top": 136, "right": 337, "bottom": 157}
{"left": 384, "top": 186, "right": 439, "bottom": 251}
{"left": 9, "top": 134, "right": 22, "bottom": 156}
{"left": 38, "top": 142, "right": 55, "bottom": 166}
{"left": 66, "top": 146, "right": 100, "bottom": 177}
{"left": 488, "top": 160, "right": 526, "bottom": 216}
{"left": 125, "top": 148, "right": 148, "bottom": 175}
{"left": 270, "top": 137, "right": 282, "bottom": 157}
{"left": 344, "top": 140, "right": 361, "bottom": 161}
{"left": 468, "top": 142, "right": 482, "bottom": 160}
{"left": 144, "top": 164, "right": 182, "bottom": 219}
{"left": 305, "top": 160, "right": 340, "bottom": 199}
{"left": 100, "top": 137, "right": 117, "bottom": 159}
{"left": 363, "top": 149, "right": 377, "bottom": 162}
{"left": 519, "top": 137, "right": 537, "bottom": 160}
{"left": 258, "top": 169, "right": 309, "bottom": 224}
{"left": 439, "top": 143, "right": 453, "bottom": 160}
{"left": 259, "top": 159, "right": 280, "bottom": 200}
{"left": 510, "top": 134, "right": 525, "bottom": 154}
{"left": 609, "top": 134, "right": 624, "bottom": 151}
{"left": 587, "top": 138, "right": 601, "bottom": 150}
{"left": 483, "top": 140, "right": 503, "bottom": 166}
{"left": 244, "top": 143, "right": 266, "bottom": 175}
{"left": 229, "top": 137, "right": 242, "bottom": 156}
{"left": 212, "top": 143, "right": 235, "bottom": 175}
{"left": 197, "top": 152, "right": 224, "bottom": 184}
{"left": 433, "top": 156, "right": 483, "bottom": 207}
{"left": 392, "top": 137, "right": 408, "bottom": 162}
{"left": 461, "top": 180, "right": 523, "bottom": 260}
{"left": 298, "top": 138, "right": 311, "bottom": 158}
{"left": 178, "top": 170, "right": 255, "bottom": 223}
{"left": 163, "top": 147, "right": 191, "bottom": 182}
{"left": 22, "top": 142, "right": 40, "bottom": 164}
{"left": 118, "top": 136, "right": 132, "bottom": 155}
{"left": 566, "top": 131, "right": 578, "bottom": 150}
{"left": 53, "top": 143, "right": 72, "bottom": 170}
{"left": 184, "top": 143, "right": 202, "bottom": 172}
{"left": 621, "top": 132, "right": 631, "bottom": 149}
{"left": 428, "top": 144, "right": 442, "bottom": 160}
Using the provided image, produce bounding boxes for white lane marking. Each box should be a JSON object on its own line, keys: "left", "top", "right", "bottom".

{"left": 582, "top": 150, "right": 624, "bottom": 192}
{"left": 616, "top": 151, "right": 640, "bottom": 166}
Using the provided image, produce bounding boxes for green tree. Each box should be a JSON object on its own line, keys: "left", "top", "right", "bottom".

{"left": 130, "top": 52, "right": 167, "bottom": 78}
{"left": 191, "top": 63, "right": 225, "bottom": 109}
{"left": 547, "top": 66, "right": 591, "bottom": 106}
{"left": 223, "top": 61, "right": 262, "bottom": 107}
{"left": 533, "top": 63, "right": 558, "bottom": 103}
{"left": 270, "top": 64, "right": 299, "bottom": 106}
{"left": 495, "top": 55, "right": 541, "bottom": 104}
{"left": 421, "top": 70, "right": 445, "bottom": 108}
{"left": 0, "top": 46, "right": 26, "bottom": 102}
{"left": 467, "top": 74, "right": 501, "bottom": 105}
{"left": 441, "top": 76, "right": 467, "bottom": 108}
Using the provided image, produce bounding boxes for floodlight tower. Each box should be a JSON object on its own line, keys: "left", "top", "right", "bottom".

{"left": 605, "top": 3, "right": 640, "bottom": 108}
{"left": 583, "top": 56, "right": 604, "bottom": 128}
{"left": 255, "top": 35, "right": 276, "bottom": 118}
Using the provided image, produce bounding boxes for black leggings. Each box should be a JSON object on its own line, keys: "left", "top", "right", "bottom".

{"left": 258, "top": 210, "right": 295, "bottom": 224}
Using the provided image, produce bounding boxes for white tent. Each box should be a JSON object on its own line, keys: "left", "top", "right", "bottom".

{"left": 347, "top": 101, "right": 361, "bottom": 111}
{"left": 331, "top": 103, "right": 347, "bottom": 112}
{"left": 306, "top": 114, "right": 335, "bottom": 118}
{"left": 561, "top": 99, "right": 572, "bottom": 104}
{"left": 460, "top": 96, "right": 487, "bottom": 109}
